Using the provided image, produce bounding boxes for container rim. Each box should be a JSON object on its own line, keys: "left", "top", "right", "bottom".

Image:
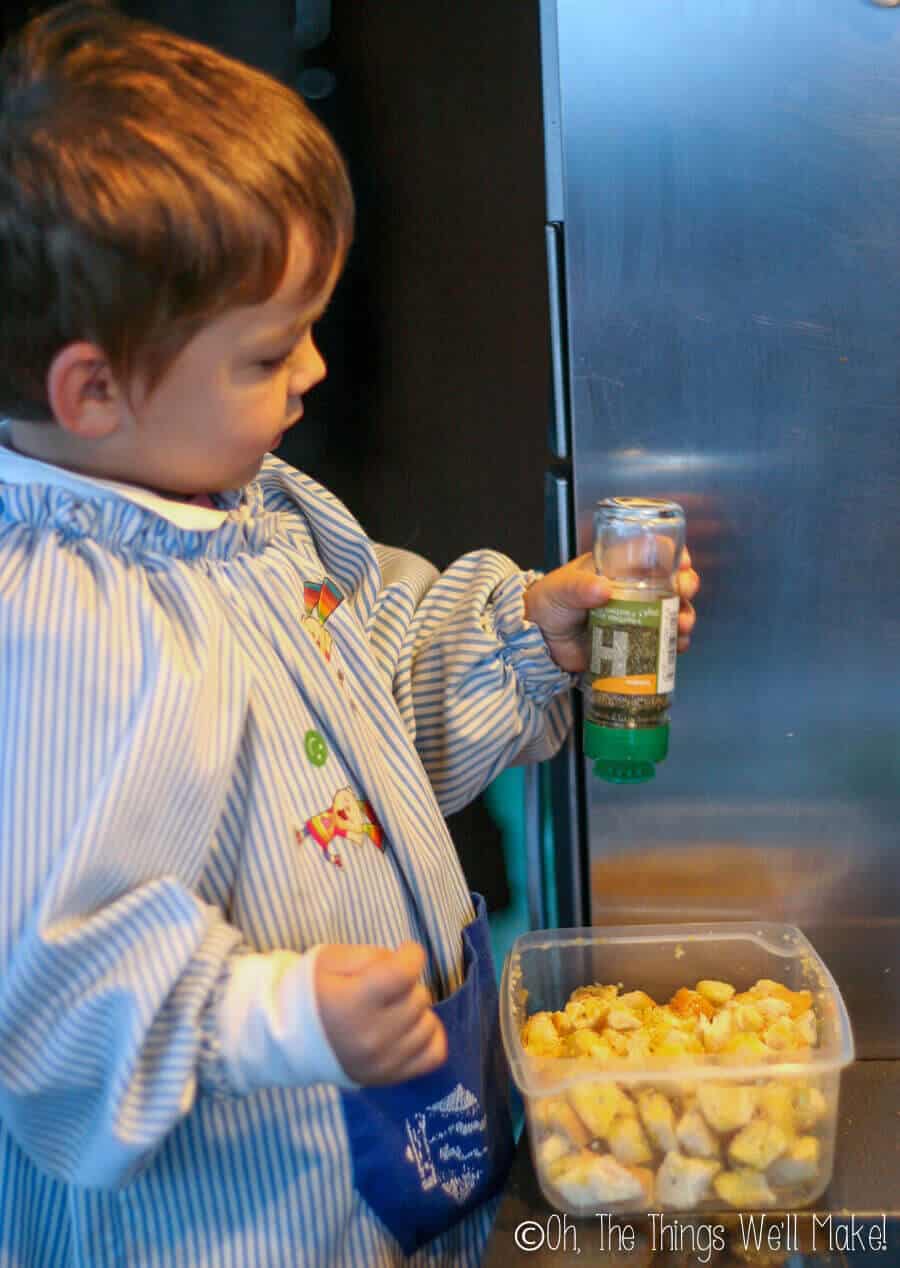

{"left": 500, "top": 920, "right": 855, "bottom": 1098}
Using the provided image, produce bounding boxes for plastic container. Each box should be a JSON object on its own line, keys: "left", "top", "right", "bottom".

{"left": 584, "top": 497, "right": 686, "bottom": 783}
{"left": 500, "top": 922, "right": 854, "bottom": 1216}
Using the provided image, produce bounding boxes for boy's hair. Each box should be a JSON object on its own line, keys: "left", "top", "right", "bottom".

{"left": 0, "top": 1, "right": 354, "bottom": 421}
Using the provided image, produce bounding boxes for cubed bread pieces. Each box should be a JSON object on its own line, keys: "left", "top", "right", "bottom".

{"left": 698, "top": 1009, "right": 732, "bottom": 1052}
{"left": 697, "top": 1083, "right": 759, "bottom": 1133}
{"left": 713, "top": 1167, "right": 777, "bottom": 1208}
{"left": 520, "top": 972, "right": 829, "bottom": 1213}
{"left": 758, "top": 1083, "right": 797, "bottom": 1135}
{"left": 567, "top": 1081, "right": 634, "bottom": 1139}
{"left": 790, "top": 1084, "right": 827, "bottom": 1131}
{"left": 794, "top": 1009, "right": 818, "bottom": 1046}
{"left": 548, "top": 1150, "right": 648, "bottom": 1206}
{"left": 606, "top": 1007, "right": 643, "bottom": 1032}
{"left": 728, "top": 1119, "right": 789, "bottom": 1170}
{"left": 521, "top": 1012, "right": 562, "bottom": 1056}
{"left": 565, "top": 995, "right": 612, "bottom": 1030}
{"left": 767, "top": 1136, "right": 821, "bottom": 1186}
{"left": 561, "top": 1028, "right": 613, "bottom": 1059}
{"left": 675, "top": 1107, "right": 719, "bottom": 1159}
{"left": 656, "top": 1151, "right": 721, "bottom": 1208}
{"left": 536, "top": 1132, "right": 571, "bottom": 1169}
{"left": 607, "top": 1113, "right": 653, "bottom": 1165}
{"left": 637, "top": 1089, "right": 678, "bottom": 1153}
{"left": 696, "top": 980, "right": 735, "bottom": 1006}
{"left": 533, "top": 1097, "right": 592, "bottom": 1148}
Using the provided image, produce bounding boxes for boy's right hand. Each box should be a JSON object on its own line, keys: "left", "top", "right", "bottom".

{"left": 315, "top": 941, "right": 447, "bottom": 1085}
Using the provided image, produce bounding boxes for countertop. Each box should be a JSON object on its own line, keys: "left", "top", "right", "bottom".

{"left": 483, "top": 1060, "right": 900, "bottom": 1266}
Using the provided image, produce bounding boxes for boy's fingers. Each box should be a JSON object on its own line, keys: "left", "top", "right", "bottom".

{"left": 316, "top": 943, "right": 392, "bottom": 976}
{"left": 676, "top": 568, "right": 700, "bottom": 601}
{"left": 363, "top": 941, "right": 426, "bottom": 1005}
{"left": 678, "top": 600, "right": 696, "bottom": 634}
{"left": 393, "top": 1018, "right": 448, "bottom": 1083}
{"left": 383, "top": 1007, "right": 444, "bottom": 1072}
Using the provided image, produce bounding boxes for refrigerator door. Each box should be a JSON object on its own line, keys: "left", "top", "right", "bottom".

{"left": 543, "top": 0, "right": 900, "bottom": 1056}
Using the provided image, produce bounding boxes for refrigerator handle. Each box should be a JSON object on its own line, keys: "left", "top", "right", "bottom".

{"left": 541, "top": 470, "right": 589, "bottom": 928}
{"left": 545, "top": 223, "right": 570, "bottom": 461}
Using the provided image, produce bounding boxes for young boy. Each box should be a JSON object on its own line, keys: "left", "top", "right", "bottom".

{"left": 0, "top": 5, "right": 697, "bottom": 1265}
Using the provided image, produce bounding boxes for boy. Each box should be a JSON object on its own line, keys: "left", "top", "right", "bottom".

{"left": 0, "top": 4, "right": 698, "bottom": 1265}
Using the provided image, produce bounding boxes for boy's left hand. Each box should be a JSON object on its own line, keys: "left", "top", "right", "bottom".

{"left": 524, "top": 549, "right": 700, "bottom": 673}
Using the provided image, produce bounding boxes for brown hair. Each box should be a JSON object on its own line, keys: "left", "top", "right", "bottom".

{"left": 0, "top": 1, "right": 354, "bottom": 421}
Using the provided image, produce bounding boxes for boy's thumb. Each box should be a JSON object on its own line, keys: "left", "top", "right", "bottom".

{"left": 316, "top": 943, "right": 391, "bottom": 976}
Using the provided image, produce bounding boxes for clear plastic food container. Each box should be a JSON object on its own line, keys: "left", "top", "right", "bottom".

{"left": 500, "top": 922, "right": 854, "bottom": 1216}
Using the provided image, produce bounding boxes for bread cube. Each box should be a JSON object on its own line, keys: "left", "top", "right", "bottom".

{"left": 714, "top": 1167, "right": 777, "bottom": 1208}
{"left": 656, "top": 1151, "right": 721, "bottom": 1208}
{"left": 728, "top": 1119, "right": 789, "bottom": 1170}
{"left": 607, "top": 1113, "right": 653, "bottom": 1166}
{"left": 637, "top": 1089, "right": 678, "bottom": 1153}
{"left": 697, "top": 1083, "right": 758, "bottom": 1133}
{"left": 675, "top": 1108, "right": 719, "bottom": 1159}
{"left": 534, "top": 1096, "right": 592, "bottom": 1148}
{"left": 567, "top": 1081, "right": 633, "bottom": 1139}
{"left": 696, "top": 980, "right": 736, "bottom": 1006}
{"left": 767, "top": 1136, "right": 821, "bottom": 1186}
{"left": 548, "top": 1150, "right": 647, "bottom": 1206}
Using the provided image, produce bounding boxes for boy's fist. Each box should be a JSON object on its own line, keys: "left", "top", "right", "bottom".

{"left": 525, "top": 549, "right": 700, "bottom": 671}
{"left": 315, "top": 940, "right": 447, "bottom": 1085}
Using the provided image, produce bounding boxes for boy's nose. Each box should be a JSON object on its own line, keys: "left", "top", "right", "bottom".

{"left": 289, "top": 337, "right": 326, "bottom": 395}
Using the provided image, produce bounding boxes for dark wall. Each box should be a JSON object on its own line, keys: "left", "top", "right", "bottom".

{"left": 300, "top": 2, "right": 551, "bottom": 571}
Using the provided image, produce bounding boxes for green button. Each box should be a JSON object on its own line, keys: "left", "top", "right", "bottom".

{"left": 304, "top": 730, "right": 328, "bottom": 766}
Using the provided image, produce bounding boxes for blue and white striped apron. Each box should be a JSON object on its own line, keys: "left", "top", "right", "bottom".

{"left": 0, "top": 454, "right": 571, "bottom": 1266}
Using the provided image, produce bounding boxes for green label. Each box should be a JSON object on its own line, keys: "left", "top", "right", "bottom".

{"left": 590, "top": 598, "right": 663, "bottom": 631}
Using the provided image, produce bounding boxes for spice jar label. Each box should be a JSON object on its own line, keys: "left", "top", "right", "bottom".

{"left": 590, "top": 596, "right": 679, "bottom": 695}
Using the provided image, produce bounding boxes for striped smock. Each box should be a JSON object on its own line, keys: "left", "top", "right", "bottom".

{"left": 0, "top": 451, "right": 572, "bottom": 1267}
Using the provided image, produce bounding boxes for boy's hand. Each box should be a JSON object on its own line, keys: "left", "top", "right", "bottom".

{"left": 315, "top": 941, "right": 447, "bottom": 1085}
{"left": 525, "top": 549, "right": 700, "bottom": 672}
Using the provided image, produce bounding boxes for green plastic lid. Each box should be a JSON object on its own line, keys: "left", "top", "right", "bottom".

{"left": 583, "top": 718, "right": 669, "bottom": 783}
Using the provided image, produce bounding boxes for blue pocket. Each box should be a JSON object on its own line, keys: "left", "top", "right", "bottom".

{"left": 338, "top": 894, "right": 514, "bottom": 1254}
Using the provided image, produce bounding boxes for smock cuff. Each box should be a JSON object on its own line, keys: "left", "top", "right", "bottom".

{"left": 212, "top": 946, "right": 359, "bottom": 1095}
{"left": 491, "top": 570, "right": 578, "bottom": 708}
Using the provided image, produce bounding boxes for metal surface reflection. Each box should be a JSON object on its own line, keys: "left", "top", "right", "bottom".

{"left": 544, "top": 0, "right": 900, "bottom": 1057}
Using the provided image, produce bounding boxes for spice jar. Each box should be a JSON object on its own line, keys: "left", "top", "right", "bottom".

{"left": 583, "top": 497, "right": 686, "bottom": 783}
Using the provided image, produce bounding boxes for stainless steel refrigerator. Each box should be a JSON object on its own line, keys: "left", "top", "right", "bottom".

{"left": 539, "top": 0, "right": 900, "bottom": 1062}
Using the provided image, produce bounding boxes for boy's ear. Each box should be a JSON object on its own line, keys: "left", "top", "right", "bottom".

{"left": 46, "top": 342, "right": 125, "bottom": 439}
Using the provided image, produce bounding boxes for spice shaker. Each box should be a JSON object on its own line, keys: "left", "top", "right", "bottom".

{"left": 583, "top": 497, "right": 686, "bottom": 783}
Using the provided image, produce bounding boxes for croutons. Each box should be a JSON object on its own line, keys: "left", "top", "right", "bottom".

{"left": 607, "top": 1114, "right": 653, "bottom": 1166}
{"left": 637, "top": 1089, "right": 678, "bottom": 1153}
{"left": 548, "top": 1150, "right": 649, "bottom": 1205}
{"left": 656, "top": 1151, "right": 721, "bottom": 1208}
{"left": 768, "top": 1136, "right": 821, "bottom": 1186}
{"left": 696, "top": 980, "right": 735, "bottom": 1007}
{"left": 713, "top": 1167, "right": 777, "bottom": 1209}
{"left": 567, "top": 1082, "right": 633, "bottom": 1139}
{"left": 791, "top": 1084, "right": 827, "bottom": 1131}
{"left": 536, "top": 1132, "right": 570, "bottom": 1168}
{"left": 520, "top": 972, "right": 829, "bottom": 1213}
{"left": 728, "top": 1119, "right": 789, "bottom": 1171}
{"left": 697, "top": 1083, "right": 759, "bottom": 1133}
{"left": 533, "top": 1097, "right": 592, "bottom": 1148}
{"left": 675, "top": 1108, "right": 719, "bottom": 1159}
{"left": 521, "top": 1011, "right": 562, "bottom": 1056}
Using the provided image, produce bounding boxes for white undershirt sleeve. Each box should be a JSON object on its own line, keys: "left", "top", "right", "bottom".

{"left": 218, "top": 946, "right": 359, "bottom": 1093}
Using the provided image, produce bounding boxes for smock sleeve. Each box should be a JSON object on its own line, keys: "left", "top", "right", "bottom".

{"left": 0, "top": 525, "right": 342, "bottom": 1188}
{"left": 368, "top": 545, "right": 575, "bottom": 815}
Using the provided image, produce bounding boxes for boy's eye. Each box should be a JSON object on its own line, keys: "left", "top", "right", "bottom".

{"left": 258, "top": 352, "right": 291, "bottom": 371}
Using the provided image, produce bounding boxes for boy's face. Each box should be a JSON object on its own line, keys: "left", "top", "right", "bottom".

{"left": 120, "top": 220, "right": 339, "bottom": 494}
